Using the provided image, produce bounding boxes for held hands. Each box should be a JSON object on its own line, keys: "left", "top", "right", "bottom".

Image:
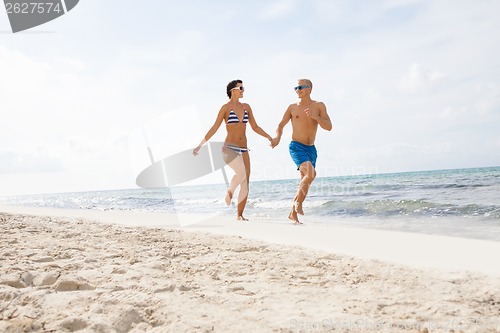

{"left": 270, "top": 137, "right": 280, "bottom": 148}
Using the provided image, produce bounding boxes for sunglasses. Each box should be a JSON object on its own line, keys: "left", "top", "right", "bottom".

{"left": 294, "top": 85, "right": 311, "bottom": 91}
{"left": 231, "top": 86, "right": 245, "bottom": 91}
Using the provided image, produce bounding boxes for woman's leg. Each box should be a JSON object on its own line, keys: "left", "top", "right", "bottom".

{"left": 223, "top": 150, "right": 247, "bottom": 207}
{"left": 236, "top": 152, "right": 251, "bottom": 220}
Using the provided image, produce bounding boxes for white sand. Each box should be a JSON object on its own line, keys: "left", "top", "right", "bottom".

{"left": 1, "top": 205, "right": 500, "bottom": 332}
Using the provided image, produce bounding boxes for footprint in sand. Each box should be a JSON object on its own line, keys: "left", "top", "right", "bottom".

{"left": 32, "top": 256, "right": 55, "bottom": 263}
{"left": 33, "top": 272, "right": 60, "bottom": 287}
{"left": 54, "top": 279, "right": 95, "bottom": 292}
{"left": 231, "top": 246, "right": 265, "bottom": 253}
{"left": 0, "top": 274, "right": 26, "bottom": 289}
{"left": 60, "top": 318, "right": 89, "bottom": 332}
{"left": 112, "top": 308, "right": 145, "bottom": 333}
{"left": 153, "top": 284, "right": 176, "bottom": 293}
{"left": 111, "top": 267, "right": 128, "bottom": 275}
{"left": 228, "top": 286, "right": 255, "bottom": 296}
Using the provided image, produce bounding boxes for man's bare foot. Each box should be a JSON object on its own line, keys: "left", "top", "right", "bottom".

{"left": 294, "top": 201, "right": 304, "bottom": 215}
{"left": 225, "top": 189, "right": 233, "bottom": 206}
{"left": 288, "top": 210, "right": 303, "bottom": 224}
{"left": 237, "top": 215, "right": 249, "bottom": 221}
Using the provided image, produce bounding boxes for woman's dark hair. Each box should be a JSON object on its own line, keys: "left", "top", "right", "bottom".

{"left": 226, "top": 79, "right": 243, "bottom": 98}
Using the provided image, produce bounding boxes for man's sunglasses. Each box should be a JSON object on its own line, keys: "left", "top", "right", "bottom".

{"left": 231, "top": 86, "right": 245, "bottom": 91}
{"left": 294, "top": 85, "right": 310, "bottom": 91}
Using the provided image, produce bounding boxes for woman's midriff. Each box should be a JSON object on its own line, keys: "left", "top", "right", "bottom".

{"left": 225, "top": 124, "right": 247, "bottom": 148}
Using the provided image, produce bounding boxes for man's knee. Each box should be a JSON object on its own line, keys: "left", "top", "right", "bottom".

{"left": 300, "top": 162, "right": 316, "bottom": 180}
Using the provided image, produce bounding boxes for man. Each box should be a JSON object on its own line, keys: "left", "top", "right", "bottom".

{"left": 273, "top": 79, "right": 332, "bottom": 224}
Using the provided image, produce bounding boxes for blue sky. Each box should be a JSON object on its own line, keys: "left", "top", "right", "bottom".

{"left": 1, "top": 0, "right": 499, "bottom": 196}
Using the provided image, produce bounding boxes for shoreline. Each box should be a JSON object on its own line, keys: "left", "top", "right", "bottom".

{"left": 1, "top": 207, "right": 500, "bottom": 332}
{"left": 2, "top": 204, "right": 500, "bottom": 276}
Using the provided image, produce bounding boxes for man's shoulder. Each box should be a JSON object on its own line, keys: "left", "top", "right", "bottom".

{"left": 312, "top": 100, "right": 326, "bottom": 110}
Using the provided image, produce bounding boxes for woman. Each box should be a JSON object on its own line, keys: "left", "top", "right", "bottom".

{"left": 193, "top": 79, "right": 274, "bottom": 221}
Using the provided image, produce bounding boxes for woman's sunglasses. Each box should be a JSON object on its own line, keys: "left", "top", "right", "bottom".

{"left": 294, "top": 85, "right": 311, "bottom": 91}
{"left": 231, "top": 86, "right": 245, "bottom": 91}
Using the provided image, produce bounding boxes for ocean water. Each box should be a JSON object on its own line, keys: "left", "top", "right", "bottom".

{"left": 2, "top": 167, "right": 500, "bottom": 241}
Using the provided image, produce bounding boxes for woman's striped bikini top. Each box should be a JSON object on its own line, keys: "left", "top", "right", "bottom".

{"left": 227, "top": 102, "right": 248, "bottom": 124}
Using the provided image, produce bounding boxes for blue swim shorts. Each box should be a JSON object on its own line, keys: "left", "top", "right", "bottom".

{"left": 289, "top": 141, "right": 317, "bottom": 170}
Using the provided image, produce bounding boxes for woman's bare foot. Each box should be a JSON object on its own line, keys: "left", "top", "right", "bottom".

{"left": 237, "top": 215, "right": 249, "bottom": 221}
{"left": 294, "top": 201, "right": 304, "bottom": 215}
{"left": 288, "top": 209, "right": 303, "bottom": 224}
{"left": 225, "top": 189, "right": 233, "bottom": 206}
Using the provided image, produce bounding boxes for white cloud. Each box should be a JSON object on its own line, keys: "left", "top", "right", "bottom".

{"left": 439, "top": 106, "right": 468, "bottom": 120}
{"left": 62, "top": 57, "right": 85, "bottom": 71}
{"left": 259, "top": 0, "right": 297, "bottom": 19}
{"left": 362, "top": 88, "right": 382, "bottom": 101}
{"left": 354, "top": 142, "right": 453, "bottom": 160}
{"left": 475, "top": 82, "right": 500, "bottom": 98}
{"left": 399, "top": 63, "right": 446, "bottom": 94}
{"left": 383, "top": 0, "right": 425, "bottom": 8}
{"left": 0, "top": 150, "right": 63, "bottom": 174}
{"left": 0, "top": 45, "right": 51, "bottom": 109}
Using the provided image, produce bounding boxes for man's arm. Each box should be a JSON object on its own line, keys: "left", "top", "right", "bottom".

{"left": 273, "top": 105, "right": 292, "bottom": 146}
{"left": 305, "top": 102, "right": 332, "bottom": 131}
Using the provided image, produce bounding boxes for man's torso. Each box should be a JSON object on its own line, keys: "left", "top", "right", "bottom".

{"left": 290, "top": 101, "right": 320, "bottom": 145}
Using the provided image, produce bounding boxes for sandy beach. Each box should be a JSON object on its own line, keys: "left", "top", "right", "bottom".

{"left": 1, "top": 207, "right": 500, "bottom": 332}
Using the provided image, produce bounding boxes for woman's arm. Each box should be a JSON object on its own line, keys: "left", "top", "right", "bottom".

{"left": 193, "top": 105, "right": 226, "bottom": 155}
{"left": 246, "top": 104, "right": 274, "bottom": 146}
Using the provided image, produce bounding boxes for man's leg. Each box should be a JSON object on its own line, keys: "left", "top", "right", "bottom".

{"left": 293, "top": 161, "right": 316, "bottom": 215}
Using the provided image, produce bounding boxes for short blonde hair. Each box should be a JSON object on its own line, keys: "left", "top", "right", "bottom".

{"left": 298, "top": 78, "right": 313, "bottom": 89}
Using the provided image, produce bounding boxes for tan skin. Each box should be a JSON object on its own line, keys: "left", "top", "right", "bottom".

{"left": 193, "top": 83, "right": 275, "bottom": 220}
{"left": 273, "top": 80, "right": 332, "bottom": 224}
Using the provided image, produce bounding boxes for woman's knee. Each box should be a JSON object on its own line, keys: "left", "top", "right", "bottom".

{"left": 233, "top": 172, "right": 246, "bottom": 185}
